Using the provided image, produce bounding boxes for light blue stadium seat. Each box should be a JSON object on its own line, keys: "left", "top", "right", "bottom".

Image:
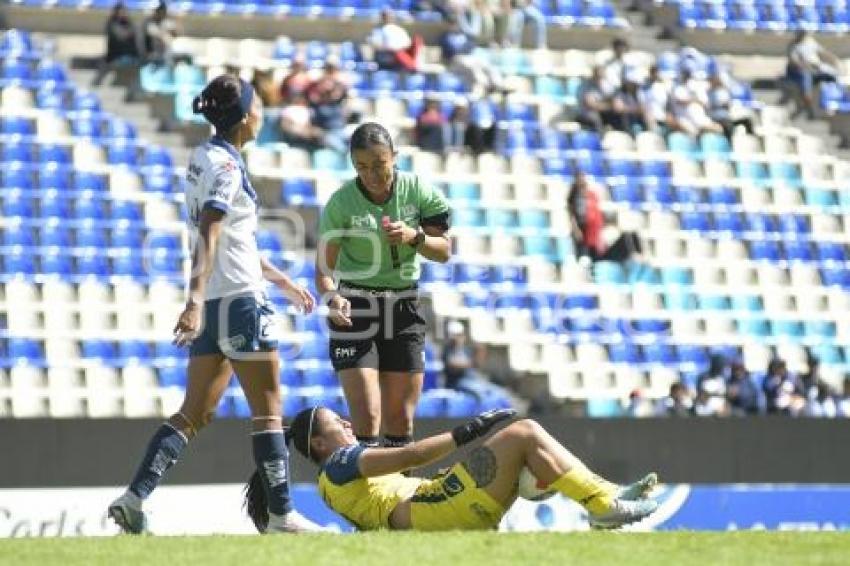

{"left": 668, "top": 132, "right": 699, "bottom": 155}
{"left": 665, "top": 290, "right": 696, "bottom": 310}
{"left": 811, "top": 344, "right": 842, "bottom": 365}
{"left": 698, "top": 294, "right": 731, "bottom": 310}
{"left": 737, "top": 317, "right": 770, "bottom": 336}
{"left": 804, "top": 320, "right": 837, "bottom": 339}
{"left": 594, "top": 261, "right": 626, "bottom": 284}
{"left": 804, "top": 187, "right": 837, "bottom": 208}
{"left": 700, "top": 132, "right": 731, "bottom": 155}
{"left": 522, "top": 235, "right": 554, "bottom": 259}
{"left": 660, "top": 266, "right": 693, "bottom": 286}
{"left": 447, "top": 182, "right": 480, "bottom": 202}
{"left": 486, "top": 208, "right": 518, "bottom": 231}
{"left": 140, "top": 64, "right": 174, "bottom": 93}
{"left": 452, "top": 207, "right": 485, "bottom": 228}
{"left": 731, "top": 295, "right": 763, "bottom": 311}
{"left": 535, "top": 75, "right": 566, "bottom": 99}
{"left": 518, "top": 209, "right": 549, "bottom": 230}
{"left": 736, "top": 160, "right": 769, "bottom": 184}
{"left": 312, "top": 148, "right": 346, "bottom": 172}
{"left": 771, "top": 319, "right": 804, "bottom": 339}
{"left": 586, "top": 398, "right": 623, "bottom": 418}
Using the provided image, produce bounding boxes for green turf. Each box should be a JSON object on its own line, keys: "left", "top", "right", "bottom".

{"left": 2, "top": 532, "right": 850, "bottom": 566}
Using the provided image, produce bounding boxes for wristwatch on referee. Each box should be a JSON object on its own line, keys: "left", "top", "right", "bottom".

{"left": 409, "top": 226, "right": 426, "bottom": 248}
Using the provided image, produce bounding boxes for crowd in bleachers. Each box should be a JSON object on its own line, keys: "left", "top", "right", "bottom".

{"left": 632, "top": 351, "right": 850, "bottom": 418}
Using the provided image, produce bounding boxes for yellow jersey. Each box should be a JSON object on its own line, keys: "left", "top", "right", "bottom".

{"left": 317, "top": 444, "right": 424, "bottom": 530}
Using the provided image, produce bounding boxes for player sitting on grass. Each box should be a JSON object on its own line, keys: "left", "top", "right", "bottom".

{"left": 245, "top": 407, "right": 658, "bottom": 531}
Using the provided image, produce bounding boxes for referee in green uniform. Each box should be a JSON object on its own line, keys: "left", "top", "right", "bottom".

{"left": 315, "top": 122, "right": 451, "bottom": 448}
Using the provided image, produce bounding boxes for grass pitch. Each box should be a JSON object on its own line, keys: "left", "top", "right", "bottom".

{"left": 3, "top": 531, "right": 849, "bottom": 566}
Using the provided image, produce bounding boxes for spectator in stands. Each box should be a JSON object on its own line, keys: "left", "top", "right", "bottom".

{"left": 707, "top": 73, "right": 755, "bottom": 139}
{"left": 415, "top": 98, "right": 449, "bottom": 153}
{"left": 459, "top": 99, "right": 497, "bottom": 154}
{"left": 785, "top": 31, "right": 840, "bottom": 119}
{"left": 696, "top": 354, "right": 728, "bottom": 416}
{"left": 367, "top": 8, "right": 423, "bottom": 72}
{"left": 252, "top": 68, "right": 280, "bottom": 107}
{"left": 92, "top": 2, "right": 140, "bottom": 87}
{"left": 837, "top": 377, "right": 850, "bottom": 417}
{"left": 459, "top": 0, "right": 506, "bottom": 46}
{"left": 567, "top": 171, "right": 644, "bottom": 267}
{"left": 803, "top": 383, "right": 838, "bottom": 418}
{"left": 600, "top": 38, "right": 631, "bottom": 98}
{"left": 306, "top": 58, "right": 349, "bottom": 153}
{"left": 726, "top": 360, "right": 760, "bottom": 415}
{"left": 610, "top": 73, "right": 646, "bottom": 134}
{"left": 577, "top": 67, "right": 616, "bottom": 132}
{"left": 668, "top": 69, "right": 723, "bottom": 137}
{"left": 693, "top": 389, "right": 728, "bottom": 417}
{"left": 625, "top": 389, "right": 654, "bottom": 418}
{"left": 440, "top": 16, "right": 506, "bottom": 97}
{"left": 442, "top": 320, "right": 511, "bottom": 402}
{"left": 143, "top": 1, "right": 181, "bottom": 66}
{"left": 762, "top": 358, "right": 805, "bottom": 415}
{"left": 657, "top": 381, "right": 693, "bottom": 417}
{"left": 505, "top": 0, "right": 547, "bottom": 49}
{"left": 279, "top": 56, "right": 311, "bottom": 105}
{"left": 640, "top": 65, "right": 671, "bottom": 133}
{"left": 279, "top": 93, "right": 324, "bottom": 151}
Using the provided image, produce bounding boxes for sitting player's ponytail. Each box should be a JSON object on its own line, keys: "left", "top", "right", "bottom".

{"left": 243, "top": 407, "right": 321, "bottom": 533}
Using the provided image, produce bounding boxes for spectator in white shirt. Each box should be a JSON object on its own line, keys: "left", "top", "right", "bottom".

{"left": 669, "top": 68, "right": 723, "bottom": 137}
{"left": 707, "top": 73, "right": 755, "bottom": 139}
{"left": 785, "top": 31, "right": 840, "bottom": 119}
{"left": 639, "top": 65, "right": 671, "bottom": 133}
{"left": 837, "top": 378, "right": 850, "bottom": 417}
{"left": 367, "top": 8, "right": 423, "bottom": 72}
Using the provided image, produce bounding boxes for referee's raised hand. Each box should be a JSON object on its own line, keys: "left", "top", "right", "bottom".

{"left": 328, "top": 293, "right": 353, "bottom": 327}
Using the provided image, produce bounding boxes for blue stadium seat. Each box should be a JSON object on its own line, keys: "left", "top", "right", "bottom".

{"left": 39, "top": 144, "right": 71, "bottom": 165}
{"left": 778, "top": 214, "right": 808, "bottom": 234}
{"left": 77, "top": 250, "right": 110, "bottom": 276}
{"left": 7, "top": 338, "right": 43, "bottom": 365}
{"left": 420, "top": 261, "right": 453, "bottom": 285}
{"left": 75, "top": 172, "right": 107, "bottom": 192}
{"left": 81, "top": 340, "right": 117, "bottom": 361}
{"left": 301, "top": 366, "right": 337, "bottom": 387}
{"left": 155, "top": 341, "right": 186, "bottom": 364}
{"left": 821, "top": 267, "right": 850, "bottom": 288}
{"left": 2, "top": 116, "right": 35, "bottom": 136}
{"left": 112, "top": 200, "right": 143, "bottom": 221}
{"left": 256, "top": 230, "right": 283, "bottom": 252}
{"left": 296, "top": 338, "right": 326, "bottom": 362}
{"left": 149, "top": 250, "right": 182, "bottom": 276}
{"left": 3, "top": 141, "right": 33, "bottom": 163}
{"left": 112, "top": 227, "right": 144, "bottom": 248}
{"left": 74, "top": 195, "right": 106, "bottom": 219}
{"left": 675, "top": 185, "right": 704, "bottom": 205}
{"left": 143, "top": 145, "right": 172, "bottom": 167}
{"left": 3, "top": 164, "right": 34, "bottom": 189}
{"left": 107, "top": 142, "right": 137, "bottom": 166}
{"left": 106, "top": 118, "right": 136, "bottom": 139}
{"left": 714, "top": 212, "right": 744, "bottom": 235}
{"left": 415, "top": 391, "right": 445, "bottom": 418}
{"left": 280, "top": 179, "right": 316, "bottom": 206}
{"left": 643, "top": 342, "right": 677, "bottom": 364}
{"left": 40, "top": 223, "right": 72, "bottom": 247}
{"left": 454, "top": 263, "right": 491, "bottom": 286}
{"left": 678, "top": 345, "right": 709, "bottom": 367}
{"left": 3, "top": 189, "right": 36, "bottom": 217}
{"left": 158, "top": 366, "right": 186, "bottom": 387}
{"left": 784, "top": 241, "right": 812, "bottom": 262}
{"left": 707, "top": 186, "right": 737, "bottom": 206}
{"left": 3, "top": 223, "right": 34, "bottom": 246}
{"left": 747, "top": 213, "right": 778, "bottom": 235}
{"left": 41, "top": 247, "right": 72, "bottom": 275}
{"left": 609, "top": 341, "right": 640, "bottom": 364}
{"left": 750, "top": 240, "right": 780, "bottom": 261}
{"left": 641, "top": 160, "right": 671, "bottom": 180}
{"left": 1, "top": 59, "right": 32, "bottom": 81}
{"left": 39, "top": 165, "right": 70, "bottom": 190}
{"left": 113, "top": 250, "right": 145, "bottom": 276}
{"left": 680, "top": 210, "right": 711, "bottom": 232}
{"left": 119, "top": 341, "right": 152, "bottom": 363}
{"left": 148, "top": 232, "right": 181, "bottom": 250}
{"left": 73, "top": 91, "right": 101, "bottom": 112}
{"left": 444, "top": 391, "right": 479, "bottom": 417}
{"left": 570, "top": 131, "right": 602, "bottom": 151}
{"left": 816, "top": 242, "right": 846, "bottom": 262}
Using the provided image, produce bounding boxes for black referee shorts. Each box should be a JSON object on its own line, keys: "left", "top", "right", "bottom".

{"left": 328, "top": 283, "right": 426, "bottom": 372}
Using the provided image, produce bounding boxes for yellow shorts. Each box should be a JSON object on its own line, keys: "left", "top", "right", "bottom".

{"left": 409, "top": 463, "right": 505, "bottom": 531}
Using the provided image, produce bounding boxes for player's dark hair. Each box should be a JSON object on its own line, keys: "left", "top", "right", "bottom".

{"left": 244, "top": 470, "right": 268, "bottom": 533}
{"left": 243, "top": 408, "right": 323, "bottom": 533}
{"left": 192, "top": 74, "right": 253, "bottom": 135}
{"left": 288, "top": 407, "right": 322, "bottom": 463}
{"left": 350, "top": 122, "right": 394, "bottom": 153}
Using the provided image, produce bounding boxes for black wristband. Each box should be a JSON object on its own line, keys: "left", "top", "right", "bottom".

{"left": 451, "top": 423, "right": 476, "bottom": 447}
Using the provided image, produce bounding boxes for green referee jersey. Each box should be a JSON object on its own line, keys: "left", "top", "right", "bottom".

{"left": 318, "top": 171, "right": 450, "bottom": 289}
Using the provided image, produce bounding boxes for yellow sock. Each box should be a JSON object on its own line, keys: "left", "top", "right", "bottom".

{"left": 549, "top": 467, "right": 615, "bottom": 515}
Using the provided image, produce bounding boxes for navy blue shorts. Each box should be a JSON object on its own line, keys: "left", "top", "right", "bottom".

{"left": 189, "top": 294, "right": 279, "bottom": 358}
